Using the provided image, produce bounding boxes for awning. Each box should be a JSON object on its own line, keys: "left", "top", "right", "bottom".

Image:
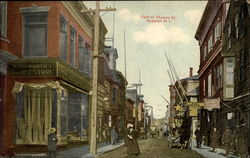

{"left": 204, "top": 98, "right": 220, "bottom": 111}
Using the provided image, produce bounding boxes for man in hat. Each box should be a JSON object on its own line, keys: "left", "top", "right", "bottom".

{"left": 236, "top": 119, "right": 249, "bottom": 158}
{"left": 222, "top": 127, "right": 232, "bottom": 157}
{"left": 48, "top": 128, "right": 58, "bottom": 158}
{"left": 195, "top": 127, "right": 202, "bottom": 148}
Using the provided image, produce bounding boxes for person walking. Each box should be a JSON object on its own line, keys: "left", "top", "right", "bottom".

{"left": 126, "top": 123, "right": 140, "bottom": 157}
{"left": 48, "top": 128, "right": 58, "bottom": 158}
{"left": 222, "top": 127, "right": 232, "bottom": 157}
{"left": 210, "top": 127, "right": 219, "bottom": 152}
{"left": 195, "top": 127, "right": 202, "bottom": 148}
{"left": 236, "top": 119, "right": 249, "bottom": 158}
{"left": 111, "top": 126, "right": 117, "bottom": 145}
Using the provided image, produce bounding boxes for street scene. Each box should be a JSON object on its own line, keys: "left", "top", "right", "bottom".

{"left": 1, "top": 0, "right": 250, "bottom": 158}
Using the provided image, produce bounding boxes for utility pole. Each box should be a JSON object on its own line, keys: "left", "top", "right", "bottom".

{"left": 81, "top": 2, "right": 116, "bottom": 156}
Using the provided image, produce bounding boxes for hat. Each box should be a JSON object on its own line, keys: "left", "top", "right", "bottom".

{"left": 127, "top": 123, "right": 134, "bottom": 128}
{"left": 49, "top": 128, "right": 56, "bottom": 134}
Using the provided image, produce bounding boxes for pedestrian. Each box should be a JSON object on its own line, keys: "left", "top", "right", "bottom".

{"left": 236, "top": 119, "right": 249, "bottom": 158}
{"left": 48, "top": 128, "right": 58, "bottom": 158}
{"left": 222, "top": 127, "right": 232, "bottom": 157}
{"left": 210, "top": 127, "right": 219, "bottom": 152}
{"left": 126, "top": 123, "right": 140, "bottom": 157}
{"left": 111, "top": 126, "right": 117, "bottom": 145}
{"left": 194, "top": 127, "right": 202, "bottom": 148}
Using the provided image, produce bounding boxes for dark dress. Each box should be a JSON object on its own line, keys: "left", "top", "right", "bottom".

{"left": 127, "top": 129, "right": 140, "bottom": 156}
{"left": 48, "top": 133, "right": 58, "bottom": 158}
{"left": 236, "top": 125, "right": 249, "bottom": 157}
{"left": 210, "top": 130, "right": 219, "bottom": 149}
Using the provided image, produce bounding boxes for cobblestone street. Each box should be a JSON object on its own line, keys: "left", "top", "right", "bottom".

{"left": 97, "top": 137, "right": 204, "bottom": 158}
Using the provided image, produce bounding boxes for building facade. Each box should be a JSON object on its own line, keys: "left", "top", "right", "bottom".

{"left": 195, "top": 0, "right": 228, "bottom": 145}
{"left": 0, "top": 1, "right": 107, "bottom": 154}
{"left": 222, "top": 1, "right": 250, "bottom": 130}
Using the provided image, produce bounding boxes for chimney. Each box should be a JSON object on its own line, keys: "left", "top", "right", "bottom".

{"left": 189, "top": 67, "right": 193, "bottom": 77}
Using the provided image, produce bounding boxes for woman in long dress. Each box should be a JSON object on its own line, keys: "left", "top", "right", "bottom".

{"left": 126, "top": 124, "right": 140, "bottom": 156}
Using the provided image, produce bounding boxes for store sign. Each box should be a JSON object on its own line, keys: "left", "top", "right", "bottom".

{"left": 8, "top": 59, "right": 92, "bottom": 91}
{"left": 9, "top": 63, "right": 56, "bottom": 76}
{"left": 204, "top": 98, "right": 221, "bottom": 111}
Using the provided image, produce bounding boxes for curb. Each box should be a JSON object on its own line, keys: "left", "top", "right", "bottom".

{"left": 82, "top": 143, "right": 125, "bottom": 158}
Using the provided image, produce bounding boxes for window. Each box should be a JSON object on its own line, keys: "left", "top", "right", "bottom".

{"left": 203, "top": 45, "right": 207, "bottom": 60}
{"left": 235, "top": 13, "right": 239, "bottom": 39}
{"left": 208, "top": 74, "right": 212, "bottom": 97}
{"left": 85, "top": 43, "right": 92, "bottom": 77}
{"left": 60, "top": 16, "right": 67, "bottom": 61}
{"left": 203, "top": 79, "right": 206, "bottom": 97}
{"left": 227, "top": 22, "right": 231, "bottom": 50}
{"left": 78, "top": 36, "right": 85, "bottom": 72}
{"left": 214, "top": 21, "right": 221, "bottom": 41}
{"left": 215, "top": 64, "right": 222, "bottom": 89}
{"left": 208, "top": 36, "right": 213, "bottom": 53}
{"left": 226, "top": 59, "right": 234, "bottom": 85}
{"left": 0, "top": 2, "right": 7, "bottom": 38}
{"left": 70, "top": 28, "right": 76, "bottom": 67}
{"left": 239, "top": 49, "right": 247, "bottom": 81}
{"left": 112, "top": 88, "right": 116, "bottom": 104}
{"left": 23, "top": 13, "right": 48, "bottom": 57}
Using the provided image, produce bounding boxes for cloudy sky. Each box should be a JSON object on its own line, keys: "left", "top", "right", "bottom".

{"left": 84, "top": 1, "right": 207, "bottom": 119}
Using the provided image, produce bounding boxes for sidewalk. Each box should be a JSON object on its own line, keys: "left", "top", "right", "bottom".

{"left": 191, "top": 141, "right": 239, "bottom": 158}
{"left": 13, "top": 141, "right": 124, "bottom": 158}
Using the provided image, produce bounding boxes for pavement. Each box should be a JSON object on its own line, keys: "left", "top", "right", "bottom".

{"left": 191, "top": 141, "right": 239, "bottom": 158}
{"left": 11, "top": 141, "right": 124, "bottom": 158}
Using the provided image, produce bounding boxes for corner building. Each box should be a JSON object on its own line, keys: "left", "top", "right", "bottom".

{"left": 0, "top": 1, "right": 107, "bottom": 154}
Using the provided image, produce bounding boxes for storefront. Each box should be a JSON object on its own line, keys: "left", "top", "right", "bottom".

{"left": 8, "top": 58, "right": 92, "bottom": 146}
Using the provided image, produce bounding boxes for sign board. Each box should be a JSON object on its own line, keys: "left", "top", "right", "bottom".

{"left": 204, "top": 98, "right": 221, "bottom": 111}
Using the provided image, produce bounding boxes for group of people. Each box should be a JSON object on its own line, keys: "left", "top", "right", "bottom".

{"left": 194, "top": 119, "right": 249, "bottom": 158}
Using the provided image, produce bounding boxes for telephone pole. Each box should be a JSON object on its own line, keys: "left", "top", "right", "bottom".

{"left": 81, "top": 2, "right": 116, "bottom": 156}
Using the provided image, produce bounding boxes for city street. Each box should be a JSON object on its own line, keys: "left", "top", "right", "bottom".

{"left": 97, "top": 137, "right": 204, "bottom": 158}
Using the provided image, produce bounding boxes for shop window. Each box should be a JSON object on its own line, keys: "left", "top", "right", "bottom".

{"left": 60, "top": 16, "right": 68, "bottom": 61}
{"left": 16, "top": 87, "right": 55, "bottom": 144}
{"left": 68, "top": 93, "right": 88, "bottom": 138}
{"left": 23, "top": 12, "right": 48, "bottom": 57}
{"left": 0, "top": 2, "right": 7, "bottom": 38}
{"left": 70, "top": 28, "right": 76, "bottom": 67}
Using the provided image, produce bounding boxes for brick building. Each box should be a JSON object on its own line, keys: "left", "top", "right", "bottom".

{"left": 221, "top": 0, "right": 250, "bottom": 129}
{"left": 195, "top": 0, "right": 228, "bottom": 145}
{"left": 0, "top": 1, "right": 107, "bottom": 155}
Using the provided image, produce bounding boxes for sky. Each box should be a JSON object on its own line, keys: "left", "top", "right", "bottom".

{"left": 84, "top": 1, "right": 207, "bottom": 119}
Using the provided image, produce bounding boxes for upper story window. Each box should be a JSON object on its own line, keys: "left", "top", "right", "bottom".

{"left": 214, "top": 21, "right": 221, "bottom": 41}
{"left": 208, "top": 74, "right": 212, "bottom": 97}
{"left": 227, "top": 22, "right": 231, "bottom": 50}
{"left": 78, "top": 36, "right": 85, "bottom": 72}
{"left": 203, "top": 44, "right": 207, "bottom": 60}
{"left": 70, "top": 27, "right": 76, "bottom": 67}
{"left": 0, "top": 2, "right": 7, "bottom": 38}
{"left": 235, "top": 13, "right": 239, "bottom": 39}
{"left": 60, "top": 16, "right": 68, "bottom": 61}
{"left": 85, "top": 43, "right": 92, "bottom": 77}
{"left": 208, "top": 35, "right": 213, "bottom": 53}
{"left": 239, "top": 48, "right": 247, "bottom": 81}
{"left": 23, "top": 12, "right": 48, "bottom": 57}
{"left": 215, "top": 64, "right": 222, "bottom": 89}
